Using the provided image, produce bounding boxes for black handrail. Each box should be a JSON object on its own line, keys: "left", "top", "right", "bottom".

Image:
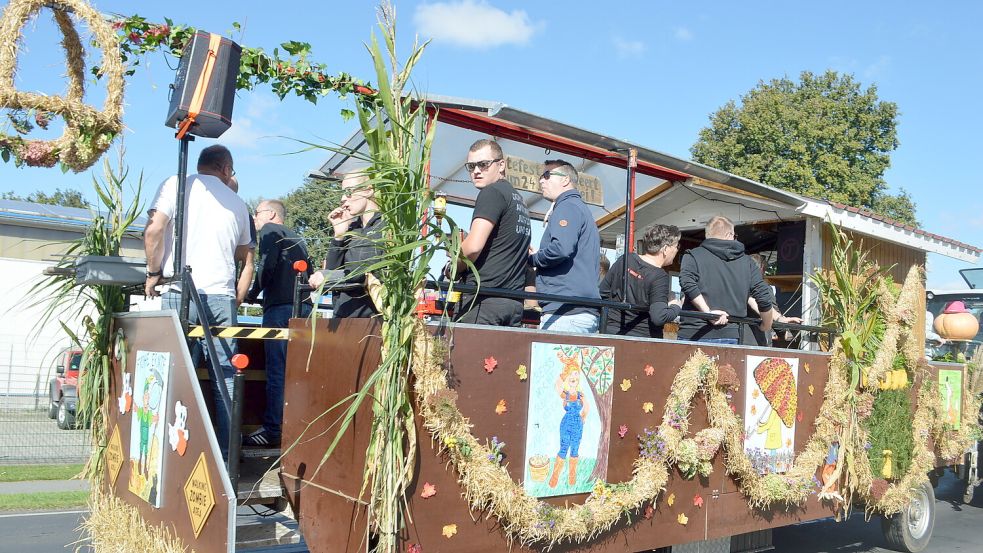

{"left": 427, "top": 280, "right": 835, "bottom": 340}
{"left": 289, "top": 277, "right": 836, "bottom": 341}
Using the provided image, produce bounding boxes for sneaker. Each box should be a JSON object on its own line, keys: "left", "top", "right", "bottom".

{"left": 243, "top": 428, "right": 281, "bottom": 447}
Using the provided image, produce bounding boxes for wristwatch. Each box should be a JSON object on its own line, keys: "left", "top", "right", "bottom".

{"left": 146, "top": 268, "right": 163, "bottom": 278}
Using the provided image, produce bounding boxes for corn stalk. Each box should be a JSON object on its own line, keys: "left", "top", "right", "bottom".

{"left": 26, "top": 150, "right": 142, "bottom": 480}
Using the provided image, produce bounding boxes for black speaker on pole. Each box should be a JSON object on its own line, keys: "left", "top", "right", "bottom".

{"left": 165, "top": 31, "right": 242, "bottom": 139}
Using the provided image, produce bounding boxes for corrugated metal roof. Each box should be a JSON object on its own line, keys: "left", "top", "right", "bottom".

{"left": 0, "top": 199, "right": 147, "bottom": 230}
{"left": 312, "top": 94, "right": 979, "bottom": 261}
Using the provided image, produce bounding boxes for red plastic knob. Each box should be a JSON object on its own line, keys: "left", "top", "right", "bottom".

{"left": 293, "top": 259, "right": 309, "bottom": 273}
{"left": 231, "top": 354, "right": 249, "bottom": 371}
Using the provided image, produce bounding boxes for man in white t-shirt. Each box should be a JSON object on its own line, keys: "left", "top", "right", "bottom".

{"left": 143, "top": 144, "right": 253, "bottom": 459}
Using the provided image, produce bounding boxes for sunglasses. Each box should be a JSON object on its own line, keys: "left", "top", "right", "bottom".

{"left": 464, "top": 158, "right": 502, "bottom": 172}
{"left": 540, "top": 170, "right": 567, "bottom": 180}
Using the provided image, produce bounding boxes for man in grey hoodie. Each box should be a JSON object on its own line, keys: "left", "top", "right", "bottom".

{"left": 678, "top": 216, "right": 773, "bottom": 343}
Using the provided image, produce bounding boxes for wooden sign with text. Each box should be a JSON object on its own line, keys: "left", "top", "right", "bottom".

{"left": 505, "top": 156, "right": 604, "bottom": 206}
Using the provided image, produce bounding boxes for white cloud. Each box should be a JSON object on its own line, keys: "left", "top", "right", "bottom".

{"left": 613, "top": 36, "right": 646, "bottom": 58}
{"left": 220, "top": 96, "right": 282, "bottom": 150}
{"left": 863, "top": 55, "right": 892, "bottom": 80}
{"left": 414, "top": 1, "right": 539, "bottom": 48}
{"left": 674, "top": 27, "right": 693, "bottom": 41}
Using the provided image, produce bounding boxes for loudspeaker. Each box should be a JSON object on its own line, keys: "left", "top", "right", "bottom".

{"left": 775, "top": 221, "right": 805, "bottom": 275}
{"left": 164, "top": 31, "right": 242, "bottom": 139}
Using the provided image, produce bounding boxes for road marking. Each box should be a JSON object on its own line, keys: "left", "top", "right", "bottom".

{"left": 0, "top": 509, "right": 87, "bottom": 519}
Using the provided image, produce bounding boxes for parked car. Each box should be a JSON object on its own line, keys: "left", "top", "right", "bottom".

{"left": 48, "top": 348, "right": 83, "bottom": 429}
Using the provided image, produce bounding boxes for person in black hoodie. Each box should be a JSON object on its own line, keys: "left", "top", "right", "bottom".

{"left": 600, "top": 224, "right": 683, "bottom": 338}
{"left": 243, "top": 199, "right": 312, "bottom": 446}
{"left": 309, "top": 171, "right": 383, "bottom": 319}
{"left": 678, "top": 216, "right": 773, "bottom": 343}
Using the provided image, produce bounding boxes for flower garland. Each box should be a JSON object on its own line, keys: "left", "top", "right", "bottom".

{"left": 409, "top": 263, "right": 979, "bottom": 544}
{"left": 0, "top": 0, "right": 124, "bottom": 171}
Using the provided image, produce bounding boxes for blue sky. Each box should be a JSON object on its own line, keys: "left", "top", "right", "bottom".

{"left": 2, "top": 1, "right": 980, "bottom": 289}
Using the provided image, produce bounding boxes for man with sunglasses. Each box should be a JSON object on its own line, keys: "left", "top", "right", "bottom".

{"left": 454, "top": 139, "right": 531, "bottom": 326}
{"left": 529, "top": 160, "right": 601, "bottom": 333}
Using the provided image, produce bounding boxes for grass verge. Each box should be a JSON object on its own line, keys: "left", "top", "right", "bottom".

{"left": 0, "top": 464, "right": 84, "bottom": 482}
{"left": 0, "top": 491, "right": 88, "bottom": 511}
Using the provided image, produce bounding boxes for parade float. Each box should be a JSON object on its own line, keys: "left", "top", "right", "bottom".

{"left": 5, "top": 1, "right": 982, "bottom": 552}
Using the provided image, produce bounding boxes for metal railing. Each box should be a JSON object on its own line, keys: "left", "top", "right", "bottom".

{"left": 291, "top": 277, "right": 835, "bottom": 344}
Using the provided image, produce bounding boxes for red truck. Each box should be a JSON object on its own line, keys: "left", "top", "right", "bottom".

{"left": 47, "top": 348, "right": 83, "bottom": 429}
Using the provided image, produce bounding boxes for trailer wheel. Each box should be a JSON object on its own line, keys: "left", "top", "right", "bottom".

{"left": 881, "top": 481, "right": 935, "bottom": 553}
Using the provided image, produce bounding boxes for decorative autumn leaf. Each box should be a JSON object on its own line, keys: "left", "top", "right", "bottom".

{"left": 786, "top": 438, "right": 793, "bottom": 447}
{"left": 618, "top": 424, "right": 628, "bottom": 438}
{"left": 483, "top": 357, "right": 497, "bottom": 373}
{"left": 730, "top": 404, "right": 737, "bottom": 413}
{"left": 620, "top": 378, "right": 632, "bottom": 392}
{"left": 421, "top": 482, "right": 436, "bottom": 499}
{"left": 677, "top": 512, "right": 688, "bottom": 525}
{"left": 495, "top": 399, "right": 507, "bottom": 415}
{"left": 750, "top": 404, "right": 757, "bottom": 415}
{"left": 693, "top": 494, "right": 704, "bottom": 508}
{"left": 752, "top": 389, "right": 759, "bottom": 399}
{"left": 796, "top": 411, "right": 804, "bottom": 423}
{"left": 805, "top": 363, "right": 811, "bottom": 373}
{"left": 808, "top": 384, "right": 815, "bottom": 396}
{"left": 667, "top": 493, "right": 675, "bottom": 506}
{"left": 408, "top": 545, "right": 422, "bottom": 553}
{"left": 516, "top": 364, "right": 528, "bottom": 381}
{"left": 442, "top": 524, "right": 457, "bottom": 538}
{"left": 644, "top": 364, "right": 655, "bottom": 376}
{"left": 644, "top": 504, "right": 655, "bottom": 519}
{"left": 642, "top": 402, "right": 654, "bottom": 413}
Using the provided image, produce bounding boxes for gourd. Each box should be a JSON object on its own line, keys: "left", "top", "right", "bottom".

{"left": 934, "top": 301, "right": 979, "bottom": 341}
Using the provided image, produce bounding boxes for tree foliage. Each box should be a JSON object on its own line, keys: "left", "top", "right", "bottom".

{"left": 2, "top": 187, "right": 90, "bottom": 208}
{"left": 280, "top": 176, "right": 341, "bottom": 267}
{"left": 691, "top": 70, "right": 917, "bottom": 226}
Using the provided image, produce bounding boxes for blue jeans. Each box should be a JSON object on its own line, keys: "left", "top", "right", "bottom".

{"left": 163, "top": 291, "right": 236, "bottom": 459}
{"left": 540, "top": 311, "right": 599, "bottom": 334}
{"left": 262, "top": 303, "right": 311, "bottom": 437}
{"left": 698, "top": 337, "right": 739, "bottom": 345}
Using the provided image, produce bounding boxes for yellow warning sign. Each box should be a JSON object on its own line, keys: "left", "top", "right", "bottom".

{"left": 106, "top": 424, "right": 123, "bottom": 486}
{"left": 183, "top": 452, "right": 215, "bottom": 538}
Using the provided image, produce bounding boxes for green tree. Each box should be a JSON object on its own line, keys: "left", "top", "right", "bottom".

{"left": 691, "top": 70, "right": 917, "bottom": 226}
{"left": 2, "top": 187, "right": 90, "bottom": 208}
{"left": 280, "top": 176, "right": 341, "bottom": 266}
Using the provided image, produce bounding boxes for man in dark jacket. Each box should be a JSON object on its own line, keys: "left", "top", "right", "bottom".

{"left": 243, "top": 199, "right": 312, "bottom": 446}
{"left": 678, "top": 216, "right": 773, "bottom": 343}
{"left": 529, "top": 160, "right": 600, "bottom": 333}
{"left": 309, "top": 171, "right": 383, "bottom": 319}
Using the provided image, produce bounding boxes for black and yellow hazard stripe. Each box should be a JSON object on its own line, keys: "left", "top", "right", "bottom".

{"left": 187, "top": 325, "right": 289, "bottom": 340}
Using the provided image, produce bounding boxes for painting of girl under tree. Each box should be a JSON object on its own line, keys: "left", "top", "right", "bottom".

{"left": 524, "top": 343, "right": 614, "bottom": 498}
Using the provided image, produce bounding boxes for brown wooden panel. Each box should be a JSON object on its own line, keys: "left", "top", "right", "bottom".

{"left": 282, "top": 321, "right": 842, "bottom": 552}
{"left": 108, "top": 313, "right": 233, "bottom": 553}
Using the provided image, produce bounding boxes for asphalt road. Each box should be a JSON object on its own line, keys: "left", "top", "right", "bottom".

{"left": 0, "top": 472, "right": 979, "bottom": 552}
{"left": 772, "top": 471, "right": 983, "bottom": 553}
{"left": 0, "top": 510, "right": 87, "bottom": 552}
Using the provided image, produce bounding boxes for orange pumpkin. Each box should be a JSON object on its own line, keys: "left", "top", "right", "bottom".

{"left": 935, "top": 312, "right": 979, "bottom": 341}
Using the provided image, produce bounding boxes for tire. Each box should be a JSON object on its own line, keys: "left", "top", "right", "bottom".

{"left": 56, "top": 399, "right": 76, "bottom": 430}
{"left": 881, "top": 480, "right": 935, "bottom": 553}
{"left": 47, "top": 399, "right": 58, "bottom": 419}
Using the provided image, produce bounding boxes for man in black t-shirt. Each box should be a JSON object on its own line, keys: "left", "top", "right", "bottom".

{"left": 454, "top": 139, "right": 531, "bottom": 326}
